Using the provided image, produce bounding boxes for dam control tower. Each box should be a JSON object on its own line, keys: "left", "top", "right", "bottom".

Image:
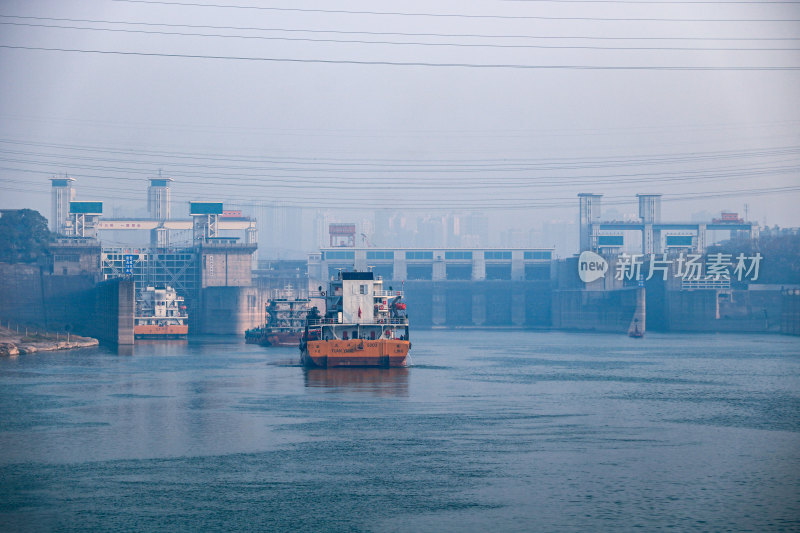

{"left": 50, "top": 176, "right": 76, "bottom": 235}
{"left": 148, "top": 177, "right": 173, "bottom": 247}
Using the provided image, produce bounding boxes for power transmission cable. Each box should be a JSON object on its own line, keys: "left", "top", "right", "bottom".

{"left": 5, "top": 162, "right": 800, "bottom": 190}
{"left": 4, "top": 181, "right": 798, "bottom": 210}
{"left": 7, "top": 177, "right": 799, "bottom": 201}
{"left": 4, "top": 21, "right": 799, "bottom": 51}
{"left": 3, "top": 152, "right": 798, "bottom": 187}
{"left": 3, "top": 148, "right": 798, "bottom": 182}
{"left": 1, "top": 138, "right": 798, "bottom": 168}
{"left": 6, "top": 146, "right": 799, "bottom": 175}
{"left": 2, "top": 160, "right": 797, "bottom": 195}
{"left": 3, "top": 15, "right": 798, "bottom": 42}
{"left": 111, "top": 0, "right": 800, "bottom": 22}
{"left": 4, "top": 45, "right": 798, "bottom": 69}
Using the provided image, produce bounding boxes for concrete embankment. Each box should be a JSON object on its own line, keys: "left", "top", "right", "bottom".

{"left": 0, "top": 326, "right": 98, "bottom": 356}
{"left": 0, "top": 263, "right": 134, "bottom": 345}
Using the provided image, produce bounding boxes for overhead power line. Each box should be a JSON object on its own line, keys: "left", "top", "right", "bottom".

{"left": 2, "top": 137, "right": 798, "bottom": 169}
{"left": 112, "top": 0, "right": 800, "bottom": 22}
{"left": 3, "top": 154, "right": 798, "bottom": 187}
{"left": 2, "top": 45, "right": 799, "bottom": 70}
{"left": 5, "top": 21, "right": 800, "bottom": 51}
{"left": 2, "top": 148, "right": 797, "bottom": 178}
{"left": 3, "top": 179, "right": 798, "bottom": 211}
{"left": 4, "top": 15, "right": 799, "bottom": 42}
{"left": 2, "top": 139, "right": 798, "bottom": 192}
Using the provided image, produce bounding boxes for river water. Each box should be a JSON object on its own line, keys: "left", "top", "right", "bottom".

{"left": 0, "top": 330, "right": 798, "bottom": 532}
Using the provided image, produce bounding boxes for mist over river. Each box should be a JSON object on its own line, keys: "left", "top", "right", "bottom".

{"left": 1, "top": 330, "right": 798, "bottom": 532}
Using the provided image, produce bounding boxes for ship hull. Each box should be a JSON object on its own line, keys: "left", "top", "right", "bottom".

{"left": 301, "top": 339, "right": 409, "bottom": 368}
{"left": 246, "top": 330, "right": 303, "bottom": 347}
{"left": 265, "top": 331, "right": 303, "bottom": 347}
{"left": 134, "top": 324, "right": 188, "bottom": 338}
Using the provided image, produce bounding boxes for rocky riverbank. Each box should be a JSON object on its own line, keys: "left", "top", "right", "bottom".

{"left": 0, "top": 326, "right": 99, "bottom": 356}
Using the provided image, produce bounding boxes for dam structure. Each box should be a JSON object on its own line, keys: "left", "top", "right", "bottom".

{"left": 3, "top": 182, "right": 788, "bottom": 339}
{"left": 557, "top": 193, "right": 779, "bottom": 333}
{"left": 308, "top": 247, "right": 556, "bottom": 328}
{"left": 45, "top": 178, "right": 262, "bottom": 335}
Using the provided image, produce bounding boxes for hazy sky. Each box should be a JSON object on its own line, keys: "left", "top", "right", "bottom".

{"left": 1, "top": 0, "right": 799, "bottom": 240}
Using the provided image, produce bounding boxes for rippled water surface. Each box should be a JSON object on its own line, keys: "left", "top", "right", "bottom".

{"left": 1, "top": 330, "right": 799, "bottom": 532}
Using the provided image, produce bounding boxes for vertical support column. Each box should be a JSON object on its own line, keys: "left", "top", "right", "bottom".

{"left": 148, "top": 177, "right": 172, "bottom": 248}
{"left": 74, "top": 213, "right": 85, "bottom": 238}
{"left": 653, "top": 228, "right": 662, "bottom": 254}
{"left": 50, "top": 177, "right": 76, "bottom": 235}
{"left": 354, "top": 249, "right": 367, "bottom": 272}
{"left": 193, "top": 214, "right": 219, "bottom": 242}
{"left": 642, "top": 223, "right": 654, "bottom": 255}
{"left": 432, "top": 286, "right": 446, "bottom": 326}
{"left": 393, "top": 252, "right": 407, "bottom": 281}
{"left": 246, "top": 225, "right": 258, "bottom": 267}
{"left": 638, "top": 194, "right": 662, "bottom": 255}
{"left": 578, "top": 193, "right": 602, "bottom": 252}
{"left": 207, "top": 214, "right": 218, "bottom": 239}
{"left": 147, "top": 177, "right": 173, "bottom": 220}
{"left": 471, "top": 290, "right": 486, "bottom": 326}
{"left": 696, "top": 223, "right": 707, "bottom": 254}
{"left": 246, "top": 226, "right": 257, "bottom": 245}
{"left": 637, "top": 194, "right": 661, "bottom": 224}
{"left": 511, "top": 289, "right": 526, "bottom": 326}
{"left": 472, "top": 251, "right": 486, "bottom": 281}
{"left": 117, "top": 278, "right": 135, "bottom": 345}
{"left": 511, "top": 250, "right": 524, "bottom": 281}
{"left": 432, "top": 250, "right": 446, "bottom": 281}
{"left": 627, "top": 286, "right": 646, "bottom": 337}
{"left": 151, "top": 227, "right": 169, "bottom": 248}
{"left": 307, "top": 253, "right": 323, "bottom": 284}
{"left": 193, "top": 215, "right": 204, "bottom": 243}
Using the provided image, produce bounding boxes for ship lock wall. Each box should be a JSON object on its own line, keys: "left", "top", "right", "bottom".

{"left": 0, "top": 263, "right": 133, "bottom": 344}
{"left": 201, "top": 248, "right": 254, "bottom": 288}
{"left": 198, "top": 286, "right": 270, "bottom": 335}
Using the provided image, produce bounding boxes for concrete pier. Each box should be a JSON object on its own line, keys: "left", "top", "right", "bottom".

{"left": 93, "top": 278, "right": 135, "bottom": 345}
{"left": 627, "top": 287, "right": 646, "bottom": 336}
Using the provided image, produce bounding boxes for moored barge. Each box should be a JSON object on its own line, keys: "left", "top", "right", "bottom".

{"left": 245, "top": 289, "right": 311, "bottom": 347}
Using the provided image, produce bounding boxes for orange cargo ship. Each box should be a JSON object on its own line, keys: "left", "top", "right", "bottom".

{"left": 300, "top": 271, "right": 410, "bottom": 368}
{"left": 134, "top": 286, "right": 188, "bottom": 338}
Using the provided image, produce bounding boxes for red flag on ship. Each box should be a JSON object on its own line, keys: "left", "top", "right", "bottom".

{"left": 358, "top": 306, "right": 362, "bottom": 318}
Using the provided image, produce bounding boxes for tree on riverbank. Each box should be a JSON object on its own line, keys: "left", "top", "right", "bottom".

{"left": 0, "top": 209, "right": 51, "bottom": 264}
{"left": 708, "top": 231, "right": 800, "bottom": 285}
